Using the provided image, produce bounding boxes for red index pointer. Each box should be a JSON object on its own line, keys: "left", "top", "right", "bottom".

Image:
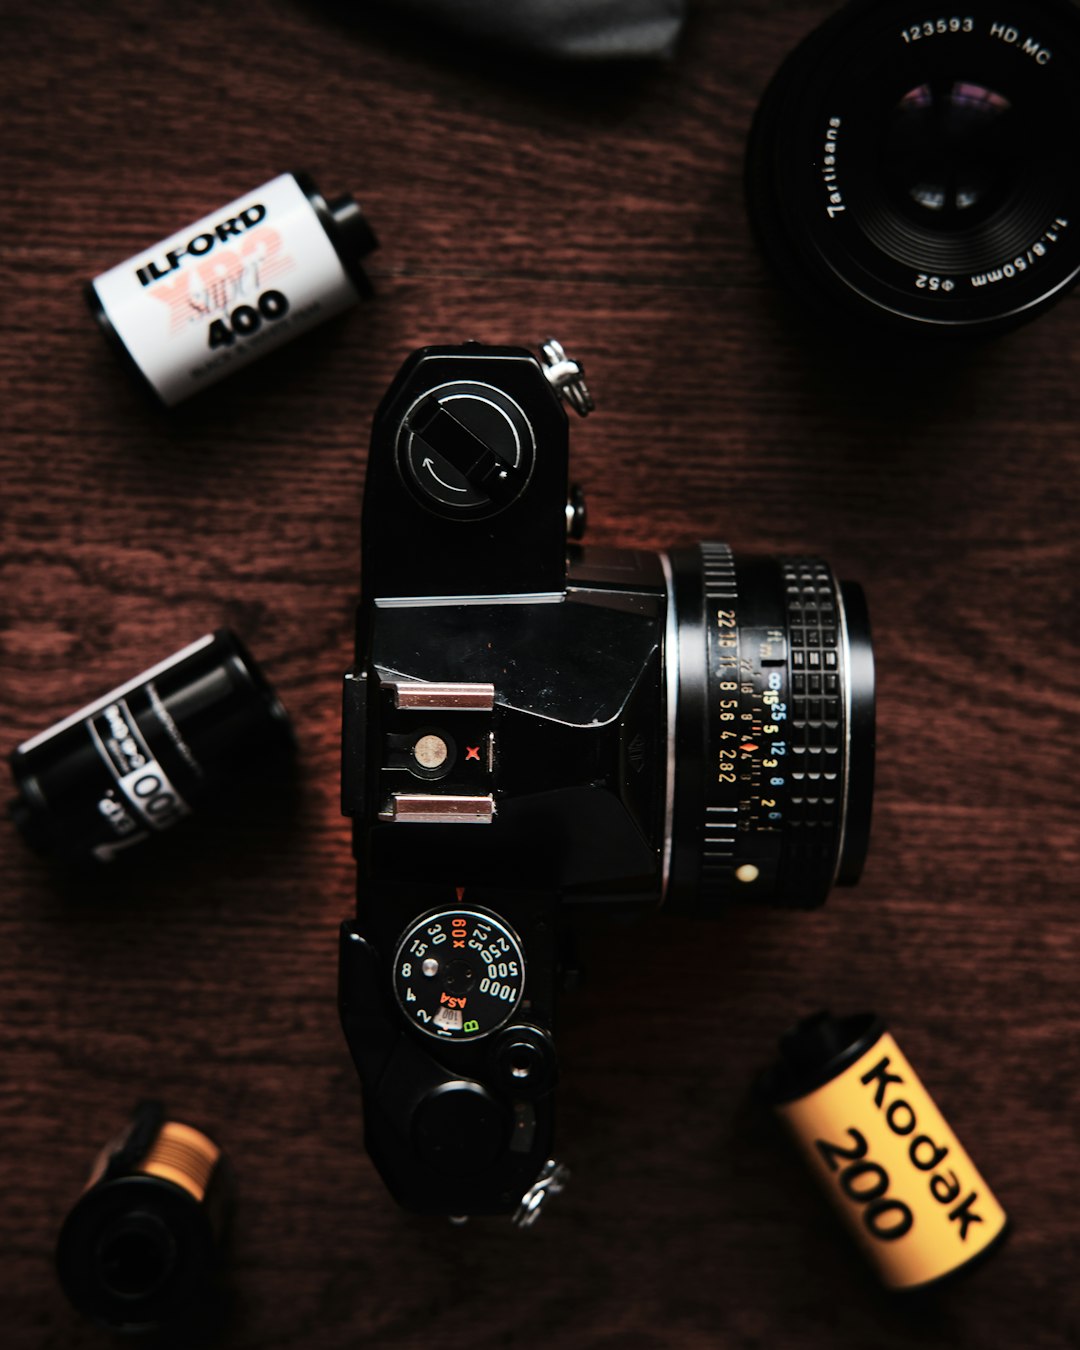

{"left": 740, "top": 742, "right": 758, "bottom": 753}
{"left": 465, "top": 745, "right": 481, "bottom": 761}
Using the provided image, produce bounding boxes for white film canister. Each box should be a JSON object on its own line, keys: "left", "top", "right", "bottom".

{"left": 88, "top": 171, "right": 376, "bottom": 406}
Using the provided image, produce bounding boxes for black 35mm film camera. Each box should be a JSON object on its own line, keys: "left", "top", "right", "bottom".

{"left": 338, "top": 340, "right": 875, "bottom": 1221}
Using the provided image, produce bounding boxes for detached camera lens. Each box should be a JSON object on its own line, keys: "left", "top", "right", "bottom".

{"left": 746, "top": 0, "right": 1080, "bottom": 336}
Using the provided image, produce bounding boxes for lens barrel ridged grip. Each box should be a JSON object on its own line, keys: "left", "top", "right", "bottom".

{"left": 777, "top": 558, "right": 845, "bottom": 904}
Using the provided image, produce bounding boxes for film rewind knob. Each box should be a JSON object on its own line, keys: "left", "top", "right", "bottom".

{"left": 398, "top": 380, "right": 537, "bottom": 515}
{"left": 405, "top": 396, "right": 525, "bottom": 509}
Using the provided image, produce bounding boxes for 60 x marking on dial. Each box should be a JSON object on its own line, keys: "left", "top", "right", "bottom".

{"left": 392, "top": 908, "right": 524, "bottom": 1041}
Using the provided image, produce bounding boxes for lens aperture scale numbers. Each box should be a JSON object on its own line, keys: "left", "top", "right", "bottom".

{"left": 392, "top": 908, "right": 525, "bottom": 1041}
{"left": 735, "top": 628, "right": 791, "bottom": 840}
{"left": 711, "top": 618, "right": 791, "bottom": 893}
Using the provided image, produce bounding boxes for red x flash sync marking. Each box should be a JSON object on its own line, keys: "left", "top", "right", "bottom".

{"left": 466, "top": 745, "right": 481, "bottom": 761}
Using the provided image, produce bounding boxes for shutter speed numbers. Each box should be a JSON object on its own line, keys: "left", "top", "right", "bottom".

{"left": 392, "top": 908, "right": 525, "bottom": 1041}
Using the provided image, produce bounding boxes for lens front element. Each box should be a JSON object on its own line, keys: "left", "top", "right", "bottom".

{"left": 747, "top": 0, "right": 1080, "bottom": 335}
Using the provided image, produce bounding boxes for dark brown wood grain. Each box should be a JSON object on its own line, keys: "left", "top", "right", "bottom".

{"left": 1, "top": 1, "right": 1078, "bottom": 1346}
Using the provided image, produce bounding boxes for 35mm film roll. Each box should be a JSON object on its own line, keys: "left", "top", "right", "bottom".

{"left": 89, "top": 171, "right": 377, "bottom": 405}
{"left": 764, "top": 1011, "right": 1008, "bottom": 1290}
{"left": 9, "top": 629, "right": 293, "bottom": 863}
{"left": 56, "top": 1103, "right": 231, "bottom": 1335}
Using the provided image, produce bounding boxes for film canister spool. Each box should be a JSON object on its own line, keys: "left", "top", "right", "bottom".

{"left": 56, "top": 1102, "right": 231, "bottom": 1336}
{"left": 763, "top": 1011, "right": 1008, "bottom": 1291}
{"left": 88, "top": 171, "right": 377, "bottom": 406}
{"left": 9, "top": 628, "right": 293, "bottom": 864}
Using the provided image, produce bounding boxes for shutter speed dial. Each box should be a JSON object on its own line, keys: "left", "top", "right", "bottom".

{"left": 397, "top": 380, "right": 536, "bottom": 517}
{"left": 393, "top": 908, "right": 525, "bottom": 1041}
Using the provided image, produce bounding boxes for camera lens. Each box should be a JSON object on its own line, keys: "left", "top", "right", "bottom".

{"left": 746, "top": 0, "right": 1080, "bottom": 336}
{"left": 664, "top": 545, "right": 874, "bottom": 913}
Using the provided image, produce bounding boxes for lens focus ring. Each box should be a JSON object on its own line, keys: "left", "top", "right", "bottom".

{"left": 780, "top": 559, "right": 845, "bottom": 897}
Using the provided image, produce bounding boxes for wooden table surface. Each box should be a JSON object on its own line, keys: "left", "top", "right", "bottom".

{"left": 2, "top": 2, "right": 1077, "bottom": 1346}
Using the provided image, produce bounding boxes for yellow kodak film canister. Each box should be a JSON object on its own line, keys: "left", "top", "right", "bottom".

{"left": 763, "top": 1012, "right": 1008, "bottom": 1291}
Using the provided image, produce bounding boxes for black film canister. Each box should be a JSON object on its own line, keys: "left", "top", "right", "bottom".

{"left": 56, "top": 1102, "right": 232, "bottom": 1336}
{"left": 88, "top": 171, "right": 377, "bottom": 406}
{"left": 9, "top": 629, "right": 293, "bottom": 863}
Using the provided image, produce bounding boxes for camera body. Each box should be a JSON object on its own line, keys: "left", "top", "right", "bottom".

{"left": 340, "top": 342, "right": 665, "bottom": 1217}
{"left": 339, "top": 341, "right": 874, "bottom": 1219}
